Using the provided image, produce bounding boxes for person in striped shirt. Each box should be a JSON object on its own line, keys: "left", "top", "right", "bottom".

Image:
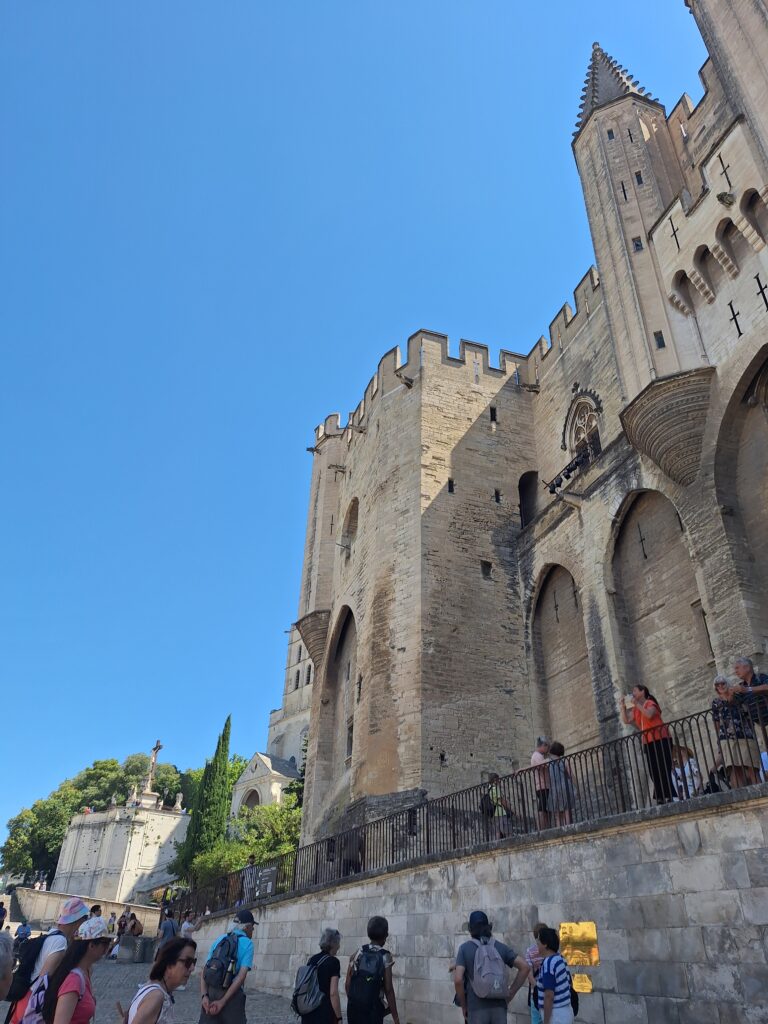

{"left": 535, "top": 927, "right": 573, "bottom": 1024}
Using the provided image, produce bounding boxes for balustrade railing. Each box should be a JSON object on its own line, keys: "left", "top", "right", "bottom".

{"left": 175, "top": 701, "right": 768, "bottom": 918}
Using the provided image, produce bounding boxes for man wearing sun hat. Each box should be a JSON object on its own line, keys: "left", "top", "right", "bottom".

{"left": 7, "top": 897, "right": 89, "bottom": 1024}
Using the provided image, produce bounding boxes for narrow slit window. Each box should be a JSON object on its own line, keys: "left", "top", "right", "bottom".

{"left": 607, "top": 128, "right": 615, "bottom": 141}
{"left": 294, "top": 670, "right": 300, "bottom": 690}
{"left": 620, "top": 181, "right": 628, "bottom": 201}
{"left": 356, "top": 675, "right": 362, "bottom": 703}
{"left": 489, "top": 406, "right": 497, "bottom": 423}
{"left": 448, "top": 478, "right": 455, "bottom": 494}
{"left": 305, "top": 664, "right": 312, "bottom": 685}
{"left": 628, "top": 128, "right": 634, "bottom": 143}
{"left": 346, "top": 722, "right": 354, "bottom": 759}
{"left": 494, "top": 489, "right": 501, "bottom": 504}
{"left": 654, "top": 330, "right": 666, "bottom": 349}
{"left": 481, "top": 560, "right": 493, "bottom": 579}
{"left": 635, "top": 170, "right": 644, "bottom": 185}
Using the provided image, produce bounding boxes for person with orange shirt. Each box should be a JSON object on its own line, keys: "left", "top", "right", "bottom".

{"left": 619, "top": 685, "right": 674, "bottom": 804}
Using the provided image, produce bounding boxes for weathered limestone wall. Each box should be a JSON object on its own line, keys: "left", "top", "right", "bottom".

{"left": 52, "top": 805, "right": 188, "bottom": 903}
{"left": 192, "top": 793, "right": 768, "bottom": 1024}
{"left": 419, "top": 334, "right": 535, "bottom": 790}
{"left": 15, "top": 887, "right": 159, "bottom": 935}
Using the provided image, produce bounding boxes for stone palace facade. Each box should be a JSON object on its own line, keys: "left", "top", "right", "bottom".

{"left": 264, "top": 0, "right": 768, "bottom": 841}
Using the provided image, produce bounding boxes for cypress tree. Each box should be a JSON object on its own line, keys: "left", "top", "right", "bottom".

{"left": 197, "top": 715, "right": 231, "bottom": 856}
{"left": 177, "top": 716, "right": 231, "bottom": 880}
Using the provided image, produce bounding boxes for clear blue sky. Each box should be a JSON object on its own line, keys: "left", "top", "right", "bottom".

{"left": 0, "top": 2, "right": 705, "bottom": 842}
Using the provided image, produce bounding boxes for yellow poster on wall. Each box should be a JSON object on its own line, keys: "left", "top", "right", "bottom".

{"left": 558, "top": 922, "right": 600, "bottom": 967}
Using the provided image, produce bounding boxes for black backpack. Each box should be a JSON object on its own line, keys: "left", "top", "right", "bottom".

{"left": 203, "top": 932, "right": 240, "bottom": 990}
{"left": 7, "top": 931, "right": 61, "bottom": 1003}
{"left": 479, "top": 791, "right": 495, "bottom": 818}
{"left": 347, "top": 945, "right": 386, "bottom": 1014}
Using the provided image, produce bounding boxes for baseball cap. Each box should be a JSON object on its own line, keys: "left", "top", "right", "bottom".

{"left": 468, "top": 911, "right": 490, "bottom": 929}
{"left": 77, "top": 917, "right": 109, "bottom": 940}
{"left": 233, "top": 909, "right": 256, "bottom": 925}
{"left": 58, "top": 898, "right": 89, "bottom": 926}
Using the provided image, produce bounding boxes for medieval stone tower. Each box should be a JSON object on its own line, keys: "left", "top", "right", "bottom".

{"left": 269, "top": 0, "right": 768, "bottom": 841}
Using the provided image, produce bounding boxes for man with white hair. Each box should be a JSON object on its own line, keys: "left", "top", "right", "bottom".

{"left": 0, "top": 931, "right": 13, "bottom": 1002}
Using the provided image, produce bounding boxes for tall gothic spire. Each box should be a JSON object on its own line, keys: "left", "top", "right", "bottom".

{"left": 574, "top": 43, "right": 658, "bottom": 136}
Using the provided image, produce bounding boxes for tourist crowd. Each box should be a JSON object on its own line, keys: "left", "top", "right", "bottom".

{"left": 489, "top": 654, "right": 768, "bottom": 834}
{"left": 2, "top": 896, "right": 585, "bottom": 1024}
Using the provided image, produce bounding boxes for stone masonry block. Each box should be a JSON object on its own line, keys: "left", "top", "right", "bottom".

{"left": 687, "top": 962, "right": 742, "bottom": 1002}
{"left": 638, "top": 824, "right": 684, "bottom": 861}
{"left": 602, "top": 992, "right": 648, "bottom": 1023}
{"left": 615, "top": 961, "right": 661, "bottom": 996}
{"left": 742, "top": 887, "right": 768, "bottom": 926}
{"left": 599, "top": 928, "right": 629, "bottom": 961}
{"left": 571, "top": 993, "right": 606, "bottom": 1023}
{"left": 698, "top": 813, "right": 765, "bottom": 853}
{"left": 667, "top": 854, "right": 727, "bottom": 893}
{"left": 625, "top": 928, "right": 671, "bottom": 961}
{"left": 702, "top": 925, "right": 766, "bottom": 964}
{"left": 643, "top": 997, "right": 681, "bottom": 1024}
{"left": 655, "top": 963, "right": 690, "bottom": 999}
{"left": 678, "top": 1001, "right": 720, "bottom": 1024}
{"left": 739, "top": 963, "right": 768, "bottom": 1004}
{"left": 746, "top": 849, "right": 768, "bottom": 887}
{"left": 626, "top": 861, "right": 672, "bottom": 897}
{"left": 638, "top": 893, "right": 687, "bottom": 928}
{"left": 684, "top": 890, "right": 744, "bottom": 926}
{"left": 668, "top": 926, "right": 706, "bottom": 963}
{"left": 676, "top": 821, "right": 702, "bottom": 857}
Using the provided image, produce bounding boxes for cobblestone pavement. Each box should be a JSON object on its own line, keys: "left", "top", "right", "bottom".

{"left": 2, "top": 962, "right": 295, "bottom": 1024}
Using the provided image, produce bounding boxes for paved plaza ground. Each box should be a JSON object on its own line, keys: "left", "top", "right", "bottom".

{"left": 1, "top": 962, "right": 295, "bottom": 1024}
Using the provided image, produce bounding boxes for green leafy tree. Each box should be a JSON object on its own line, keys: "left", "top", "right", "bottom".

{"left": 190, "top": 796, "right": 301, "bottom": 887}
{"left": 2, "top": 754, "right": 182, "bottom": 881}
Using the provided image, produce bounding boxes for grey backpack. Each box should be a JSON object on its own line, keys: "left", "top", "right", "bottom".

{"left": 291, "top": 955, "right": 329, "bottom": 1016}
{"left": 470, "top": 939, "right": 506, "bottom": 999}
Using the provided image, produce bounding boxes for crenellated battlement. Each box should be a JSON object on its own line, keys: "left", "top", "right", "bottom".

{"left": 314, "top": 331, "right": 532, "bottom": 443}
{"left": 537, "top": 266, "right": 601, "bottom": 364}
{"left": 314, "top": 267, "right": 602, "bottom": 442}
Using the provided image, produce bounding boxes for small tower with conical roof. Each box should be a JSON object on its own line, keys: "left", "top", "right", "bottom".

{"left": 573, "top": 44, "right": 702, "bottom": 399}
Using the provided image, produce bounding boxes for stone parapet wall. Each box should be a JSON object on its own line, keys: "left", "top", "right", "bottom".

{"left": 15, "top": 887, "right": 160, "bottom": 936}
{"left": 192, "top": 793, "right": 768, "bottom": 1024}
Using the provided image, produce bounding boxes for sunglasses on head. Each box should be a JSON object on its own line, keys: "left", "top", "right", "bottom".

{"left": 177, "top": 956, "right": 197, "bottom": 968}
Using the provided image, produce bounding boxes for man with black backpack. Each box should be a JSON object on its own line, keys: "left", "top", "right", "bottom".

{"left": 198, "top": 909, "right": 256, "bottom": 1024}
{"left": 345, "top": 916, "right": 400, "bottom": 1024}
{"left": 453, "top": 910, "right": 530, "bottom": 1023}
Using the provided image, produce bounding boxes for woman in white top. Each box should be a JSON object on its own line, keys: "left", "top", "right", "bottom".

{"left": 127, "top": 938, "right": 197, "bottom": 1024}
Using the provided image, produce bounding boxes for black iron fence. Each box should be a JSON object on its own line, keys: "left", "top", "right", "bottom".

{"left": 175, "top": 700, "right": 768, "bottom": 919}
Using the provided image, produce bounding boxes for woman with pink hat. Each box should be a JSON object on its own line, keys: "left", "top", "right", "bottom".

{"left": 7, "top": 898, "right": 89, "bottom": 1024}
{"left": 23, "top": 917, "right": 111, "bottom": 1024}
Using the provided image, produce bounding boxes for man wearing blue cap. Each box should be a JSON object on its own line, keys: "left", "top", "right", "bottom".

{"left": 199, "top": 909, "right": 257, "bottom": 1024}
{"left": 454, "top": 911, "right": 530, "bottom": 1023}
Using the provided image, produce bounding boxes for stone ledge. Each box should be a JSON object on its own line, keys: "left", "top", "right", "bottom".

{"left": 224, "top": 783, "right": 768, "bottom": 917}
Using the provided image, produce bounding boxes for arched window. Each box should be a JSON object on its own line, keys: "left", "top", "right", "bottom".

{"left": 565, "top": 397, "right": 602, "bottom": 460}
{"left": 341, "top": 499, "right": 359, "bottom": 560}
{"left": 518, "top": 471, "right": 539, "bottom": 528}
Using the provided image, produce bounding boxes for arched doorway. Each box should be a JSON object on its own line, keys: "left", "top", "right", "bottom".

{"left": 612, "top": 490, "right": 710, "bottom": 719}
{"left": 714, "top": 353, "right": 768, "bottom": 643}
{"left": 243, "top": 789, "right": 261, "bottom": 809}
{"left": 532, "top": 566, "right": 598, "bottom": 751}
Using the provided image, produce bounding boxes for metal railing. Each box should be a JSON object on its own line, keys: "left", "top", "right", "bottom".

{"left": 175, "top": 700, "right": 768, "bottom": 918}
